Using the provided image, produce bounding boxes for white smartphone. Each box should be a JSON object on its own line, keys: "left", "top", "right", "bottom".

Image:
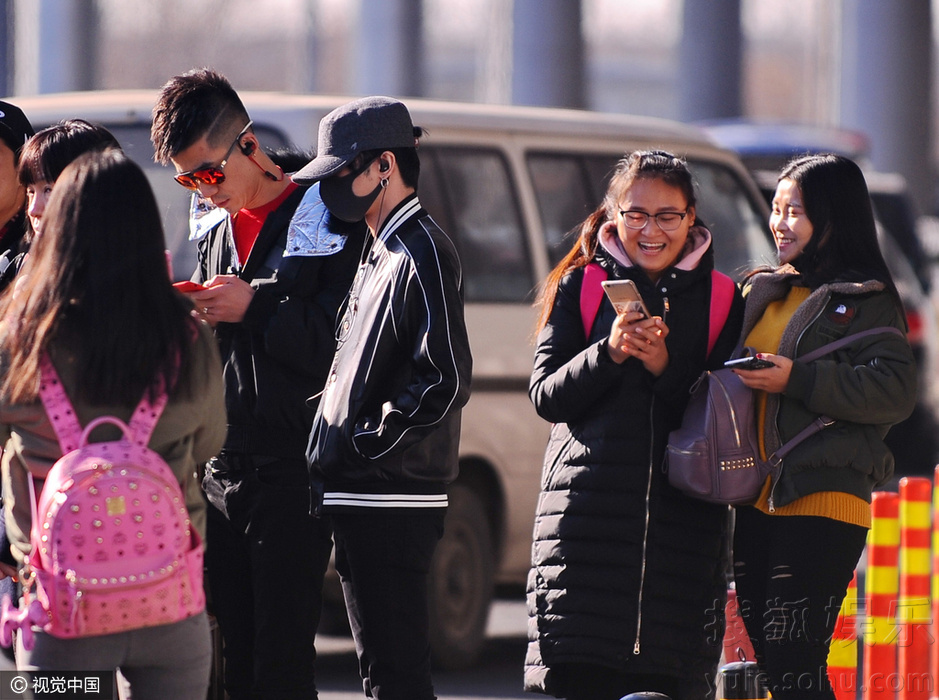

{"left": 601, "top": 279, "right": 651, "bottom": 319}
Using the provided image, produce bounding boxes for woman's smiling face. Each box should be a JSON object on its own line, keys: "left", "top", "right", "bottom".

{"left": 770, "top": 178, "right": 814, "bottom": 265}
{"left": 615, "top": 177, "right": 694, "bottom": 283}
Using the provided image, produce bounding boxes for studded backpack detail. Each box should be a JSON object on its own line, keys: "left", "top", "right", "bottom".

{"left": 0, "top": 355, "right": 205, "bottom": 649}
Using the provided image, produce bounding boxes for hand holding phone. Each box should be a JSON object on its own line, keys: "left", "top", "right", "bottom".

{"left": 601, "top": 279, "right": 651, "bottom": 319}
{"left": 724, "top": 356, "right": 775, "bottom": 370}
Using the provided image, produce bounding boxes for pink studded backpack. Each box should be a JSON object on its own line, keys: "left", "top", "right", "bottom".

{"left": 0, "top": 355, "right": 205, "bottom": 649}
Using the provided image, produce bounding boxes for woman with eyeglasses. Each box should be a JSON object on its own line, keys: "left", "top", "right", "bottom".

{"left": 526, "top": 150, "right": 745, "bottom": 700}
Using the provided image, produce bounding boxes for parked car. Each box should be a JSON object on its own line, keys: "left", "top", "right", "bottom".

{"left": 10, "top": 90, "right": 777, "bottom": 667}
{"left": 698, "top": 119, "right": 873, "bottom": 170}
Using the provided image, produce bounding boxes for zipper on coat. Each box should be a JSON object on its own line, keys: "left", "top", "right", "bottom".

{"left": 633, "top": 396, "right": 656, "bottom": 655}
{"left": 767, "top": 295, "right": 830, "bottom": 512}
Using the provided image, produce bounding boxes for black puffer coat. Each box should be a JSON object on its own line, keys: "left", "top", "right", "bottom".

{"left": 525, "top": 236, "right": 744, "bottom": 699}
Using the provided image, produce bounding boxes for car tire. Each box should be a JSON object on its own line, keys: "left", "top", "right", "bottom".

{"left": 428, "top": 482, "right": 495, "bottom": 670}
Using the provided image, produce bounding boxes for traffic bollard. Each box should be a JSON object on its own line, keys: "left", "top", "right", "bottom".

{"left": 719, "top": 658, "right": 768, "bottom": 700}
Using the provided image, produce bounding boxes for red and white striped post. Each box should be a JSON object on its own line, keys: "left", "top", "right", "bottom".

{"left": 864, "top": 490, "right": 900, "bottom": 700}
{"left": 931, "top": 466, "right": 939, "bottom": 693}
{"left": 898, "top": 477, "right": 932, "bottom": 700}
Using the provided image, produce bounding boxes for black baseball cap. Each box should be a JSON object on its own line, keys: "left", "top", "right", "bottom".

{"left": 0, "top": 100, "right": 35, "bottom": 155}
{"left": 293, "top": 96, "right": 415, "bottom": 184}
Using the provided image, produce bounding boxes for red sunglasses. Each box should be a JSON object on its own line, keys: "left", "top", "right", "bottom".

{"left": 174, "top": 121, "right": 253, "bottom": 190}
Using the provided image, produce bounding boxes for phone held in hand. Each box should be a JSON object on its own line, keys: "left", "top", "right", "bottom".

{"left": 172, "top": 281, "right": 206, "bottom": 293}
{"left": 723, "top": 356, "right": 775, "bottom": 370}
{"left": 601, "top": 279, "right": 651, "bottom": 319}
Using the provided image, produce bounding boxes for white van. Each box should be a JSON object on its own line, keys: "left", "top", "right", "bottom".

{"left": 10, "top": 90, "right": 775, "bottom": 668}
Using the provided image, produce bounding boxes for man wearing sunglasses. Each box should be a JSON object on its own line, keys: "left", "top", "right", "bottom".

{"left": 151, "top": 69, "right": 365, "bottom": 700}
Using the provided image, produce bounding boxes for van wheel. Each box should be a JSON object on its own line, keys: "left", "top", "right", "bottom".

{"left": 428, "top": 483, "right": 495, "bottom": 670}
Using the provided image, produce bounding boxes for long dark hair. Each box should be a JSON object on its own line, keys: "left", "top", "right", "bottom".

{"left": 535, "top": 149, "right": 697, "bottom": 331}
{"left": 0, "top": 149, "right": 199, "bottom": 405}
{"left": 778, "top": 154, "right": 902, "bottom": 308}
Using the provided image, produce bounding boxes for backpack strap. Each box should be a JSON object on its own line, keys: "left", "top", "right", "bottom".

{"left": 579, "top": 263, "right": 736, "bottom": 357}
{"left": 38, "top": 355, "right": 84, "bottom": 454}
{"left": 580, "top": 262, "right": 608, "bottom": 340}
{"left": 707, "top": 271, "right": 735, "bottom": 358}
{"left": 38, "top": 354, "right": 168, "bottom": 451}
{"left": 127, "top": 389, "right": 169, "bottom": 446}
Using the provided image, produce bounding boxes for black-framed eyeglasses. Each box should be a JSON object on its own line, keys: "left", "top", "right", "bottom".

{"left": 174, "top": 120, "right": 254, "bottom": 190}
{"left": 619, "top": 209, "right": 688, "bottom": 232}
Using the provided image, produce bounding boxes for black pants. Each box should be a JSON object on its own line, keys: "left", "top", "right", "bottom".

{"left": 332, "top": 508, "right": 446, "bottom": 700}
{"left": 733, "top": 507, "right": 867, "bottom": 700}
{"left": 203, "top": 454, "right": 333, "bottom": 700}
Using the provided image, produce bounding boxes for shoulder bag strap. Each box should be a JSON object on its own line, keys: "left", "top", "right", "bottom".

{"left": 769, "top": 325, "right": 907, "bottom": 464}
{"left": 796, "top": 326, "right": 905, "bottom": 363}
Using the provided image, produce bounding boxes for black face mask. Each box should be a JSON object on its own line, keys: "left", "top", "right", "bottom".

{"left": 320, "top": 156, "right": 383, "bottom": 223}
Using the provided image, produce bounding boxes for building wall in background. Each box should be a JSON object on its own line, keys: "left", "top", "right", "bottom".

{"left": 5, "top": 0, "right": 939, "bottom": 211}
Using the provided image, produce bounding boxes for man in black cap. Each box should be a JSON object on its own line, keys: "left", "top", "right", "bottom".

{"left": 0, "top": 100, "right": 34, "bottom": 289}
{"left": 295, "top": 97, "right": 472, "bottom": 700}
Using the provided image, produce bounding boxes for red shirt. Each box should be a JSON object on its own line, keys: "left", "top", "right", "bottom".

{"left": 232, "top": 182, "right": 298, "bottom": 266}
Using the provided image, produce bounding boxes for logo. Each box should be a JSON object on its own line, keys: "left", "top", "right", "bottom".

{"left": 826, "top": 302, "right": 856, "bottom": 325}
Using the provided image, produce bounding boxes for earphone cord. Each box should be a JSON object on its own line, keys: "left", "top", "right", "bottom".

{"left": 373, "top": 178, "right": 389, "bottom": 238}
{"left": 247, "top": 154, "right": 283, "bottom": 182}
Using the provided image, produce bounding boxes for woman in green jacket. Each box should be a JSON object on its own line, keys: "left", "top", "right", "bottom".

{"left": 730, "top": 154, "right": 916, "bottom": 700}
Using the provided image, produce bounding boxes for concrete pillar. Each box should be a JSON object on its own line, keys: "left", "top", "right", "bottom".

{"left": 0, "top": 0, "right": 11, "bottom": 96}
{"left": 354, "top": 0, "right": 423, "bottom": 97}
{"left": 291, "top": 0, "right": 318, "bottom": 93}
{"left": 512, "top": 0, "right": 585, "bottom": 109}
{"left": 478, "top": 0, "right": 512, "bottom": 104}
{"left": 13, "top": 0, "right": 97, "bottom": 95}
{"left": 840, "top": 0, "right": 933, "bottom": 211}
{"left": 677, "top": 0, "right": 742, "bottom": 122}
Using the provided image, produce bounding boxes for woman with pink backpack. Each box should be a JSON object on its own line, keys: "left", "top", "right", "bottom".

{"left": 0, "top": 148, "right": 225, "bottom": 699}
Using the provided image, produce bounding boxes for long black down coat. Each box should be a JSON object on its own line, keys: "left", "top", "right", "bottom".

{"left": 525, "top": 237, "right": 744, "bottom": 699}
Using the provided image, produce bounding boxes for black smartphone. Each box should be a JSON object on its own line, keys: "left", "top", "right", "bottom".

{"left": 723, "top": 356, "right": 775, "bottom": 370}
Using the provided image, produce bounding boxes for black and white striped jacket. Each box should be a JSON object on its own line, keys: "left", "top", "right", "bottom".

{"left": 307, "top": 194, "right": 472, "bottom": 513}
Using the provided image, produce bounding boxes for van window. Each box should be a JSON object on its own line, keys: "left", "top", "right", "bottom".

{"left": 420, "top": 146, "right": 533, "bottom": 303}
{"left": 527, "top": 154, "right": 596, "bottom": 262}
{"left": 529, "top": 152, "right": 772, "bottom": 279}
{"left": 688, "top": 161, "right": 774, "bottom": 277}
